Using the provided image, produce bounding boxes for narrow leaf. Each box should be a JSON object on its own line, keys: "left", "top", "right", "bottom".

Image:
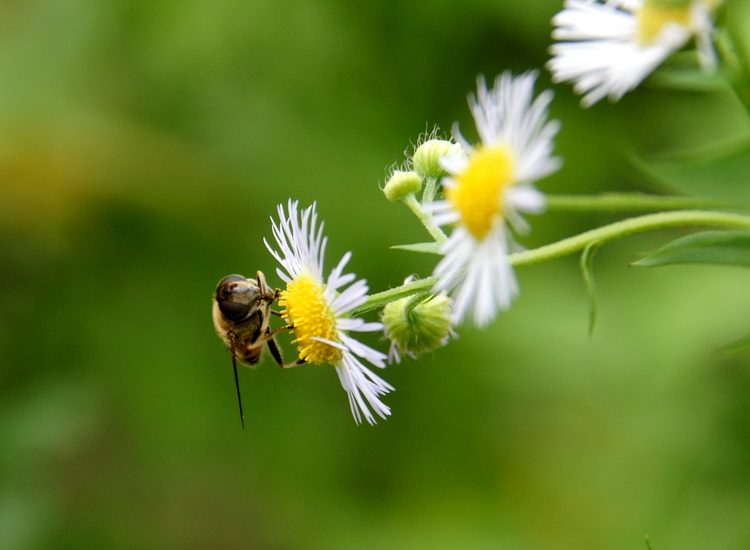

{"left": 631, "top": 230, "right": 750, "bottom": 268}
{"left": 391, "top": 242, "right": 443, "bottom": 255}
{"left": 580, "top": 242, "right": 600, "bottom": 338}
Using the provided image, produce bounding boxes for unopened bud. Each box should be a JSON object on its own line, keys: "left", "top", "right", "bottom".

{"left": 382, "top": 292, "right": 454, "bottom": 363}
{"left": 383, "top": 170, "right": 422, "bottom": 202}
{"left": 412, "top": 139, "right": 462, "bottom": 179}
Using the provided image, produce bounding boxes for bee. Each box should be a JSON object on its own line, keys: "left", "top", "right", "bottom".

{"left": 212, "top": 271, "right": 303, "bottom": 428}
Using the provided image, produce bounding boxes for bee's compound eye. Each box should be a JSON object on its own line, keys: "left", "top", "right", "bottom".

{"left": 216, "top": 274, "right": 247, "bottom": 290}
{"left": 218, "top": 300, "right": 252, "bottom": 321}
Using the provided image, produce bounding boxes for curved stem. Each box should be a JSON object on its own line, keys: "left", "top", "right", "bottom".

{"left": 354, "top": 210, "right": 750, "bottom": 316}
{"left": 421, "top": 176, "right": 440, "bottom": 204}
{"left": 509, "top": 210, "right": 750, "bottom": 266}
{"left": 350, "top": 277, "right": 436, "bottom": 318}
{"left": 402, "top": 194, "right": 447, "bottom": 242}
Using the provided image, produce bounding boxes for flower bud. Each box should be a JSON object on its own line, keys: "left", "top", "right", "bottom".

{"left": 382, "top": 293, "right": 455, "bottom": 363}
{"left": 383, "top": 170, "right": 422, "bottom": 202}
{"left": 412, "top": 139, "right": 461, "bottom": 179}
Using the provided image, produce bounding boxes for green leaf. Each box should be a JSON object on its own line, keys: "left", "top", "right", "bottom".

{"left": 580, "top": 242, "right": 600, "bottom": 338}
{"left": 391, "top": 242, "right": 442, "bottom": 255}
{"left": 723, "top": 0, "right": 750, "bottom": 112}
{"left": 631, "top": 230, "right": 750, "bottom": 267}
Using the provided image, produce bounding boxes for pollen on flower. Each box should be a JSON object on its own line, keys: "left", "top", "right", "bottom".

{"left": 445, "top": 145, "right": 514, "bottom": 240}
{"left": 637, "top": 2, "right": 690, "bottom": 44}
{"left": 279, "top": 272, "right": 343, "bottom": 365}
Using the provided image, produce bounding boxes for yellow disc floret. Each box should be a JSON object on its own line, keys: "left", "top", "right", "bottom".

{"left": 280, "top": 271, "right": 343, "bottom": 365}
{"left": 637, "top": 1, "right": 691, "bottom": 44}
{"left": 445, "top": 145, "right": 514, "bottom": 241}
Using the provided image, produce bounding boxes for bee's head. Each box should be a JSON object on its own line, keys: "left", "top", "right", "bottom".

{"left": 214, "top": 274, "right": 261, "bottom": 321}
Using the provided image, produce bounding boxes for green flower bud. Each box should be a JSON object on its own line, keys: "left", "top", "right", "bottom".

{"left": 382, "top": 292, "right": 455, "bottom": 363}
{"left": 412, "top": 139, "right": 461, "bottom": 179}
{"left": 383, "top": 170, "right": 422, "bottom": 202}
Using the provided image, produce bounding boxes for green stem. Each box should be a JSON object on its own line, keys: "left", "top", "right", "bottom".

{"left": 509, "top": 210, "right": 750, "bottom": 266}
{"left": 544, "top": 193, "right": 726, "bottom": 212}
{"left": 353, "top": 210, "right": 750, "bottom": 316}
{"left": 422, "top": 176, "right": 439, "bottom": 204}
{"left": 350, "top": 277, "right": 437, "bottom": 318}
{"left": 402, "top": 194, "right": 447, "bottom": 242}
{"left": 403, "top": 290, "right": 434, "bottom": 321}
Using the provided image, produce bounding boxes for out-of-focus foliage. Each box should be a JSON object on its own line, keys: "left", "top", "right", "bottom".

{"left": 632, "top": 230, "right": 750, "bottom": 267}
{"left": 2, "top": 1, "right": 750, "bottom": 549}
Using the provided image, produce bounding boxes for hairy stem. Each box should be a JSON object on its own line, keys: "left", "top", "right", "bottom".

{"left": 402, "top": 194, "right": 447, "bottom": 243}
{"left": 510, "top": 210, "right": 750, "bottom": 266}
{"left": 350, "top": 277, "right": 437, "bottom": 318}
{"left": 354, "top": 210, "right": 750, "bottom": 315}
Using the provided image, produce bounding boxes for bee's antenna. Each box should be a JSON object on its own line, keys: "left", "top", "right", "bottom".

{"left": 231, "top": 352, "right": 245, "bottom": 430}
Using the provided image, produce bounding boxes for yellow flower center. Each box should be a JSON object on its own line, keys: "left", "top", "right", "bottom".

{"left": 280, "top": 272, "right": 343, "bottom": 365}
{"left": 637, "top": 1, "right": 691, "bottom": 44}
{"left": 445, "top": 145, "right": 514, "bottom": 240}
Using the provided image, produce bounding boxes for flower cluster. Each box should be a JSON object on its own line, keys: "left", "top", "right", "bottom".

{"left": 216, "top": 0, "right": 739, "bottom": 426}
{"left": 425, "top": 72, "right": 561, "bottom": 327}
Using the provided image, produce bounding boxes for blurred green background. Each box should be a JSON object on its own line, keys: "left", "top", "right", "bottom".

{"left": 2, "top": 1, "right": 750, "bottom": 549}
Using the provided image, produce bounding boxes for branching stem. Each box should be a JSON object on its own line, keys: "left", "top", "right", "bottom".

{"left": 353, "top": 210, "right": 750, "bottom": 315}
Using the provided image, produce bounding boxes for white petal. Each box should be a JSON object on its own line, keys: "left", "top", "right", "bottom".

{"left": 335, "top": 354, "right": 393, "bottom": 425}
{"left": 547, "top": 0, "right": 711, "bottom": 106}
{"left": 433, "top": 226, "right": 517, "bottom": 327}
{"left": 507, "top": 185, "right": 546, "bottom": 215}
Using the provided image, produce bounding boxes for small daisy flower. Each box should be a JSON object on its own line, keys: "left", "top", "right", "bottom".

{"left": 264, "top": 200, "right": 392, "bottom": 425}
{"left": 426, "top": 71, "right": 561, "bottom": 328}
{"left": 548, "top": 0, "right": 724, "bottom": 107}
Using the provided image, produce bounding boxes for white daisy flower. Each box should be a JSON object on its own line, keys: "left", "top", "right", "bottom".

{"left": 548, "top": 0, "right": 723, "bottom": 107}
{"left": 264, "top": 200, "right": 392, "bottom": 425}
{"left": 426, "top": 71, "right": 562, "bottom": 328}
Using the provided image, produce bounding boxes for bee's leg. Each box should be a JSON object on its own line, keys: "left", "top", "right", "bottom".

{"left": 256, "top": 270, "right": 277, "bottom": 303}
{"left": 271, "top": 310, "right": 284, "bottom": 317}
{"left": 264, "top": 323, "right": 293, "bottom": 340}
{"left": 256, "top": 272, "right": 285, "bottom": 322}
{"left": 241, "top": 324, "right": 293, "bottom": 352}
{"left": 259, "top": 306, "right": 271, "bottom": 335}
{"left": 267, "top": 335, "right": 307, "bottom": 369}
{"left": 267, "top": 337, "right": 284, "bottom": 366}
{"left": 256, "top": 271, "right": 280, "bottom": 336}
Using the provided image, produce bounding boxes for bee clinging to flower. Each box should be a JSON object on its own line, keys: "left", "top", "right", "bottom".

{"left": 212, "top": 271, "right": 303, "bottom": 428}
